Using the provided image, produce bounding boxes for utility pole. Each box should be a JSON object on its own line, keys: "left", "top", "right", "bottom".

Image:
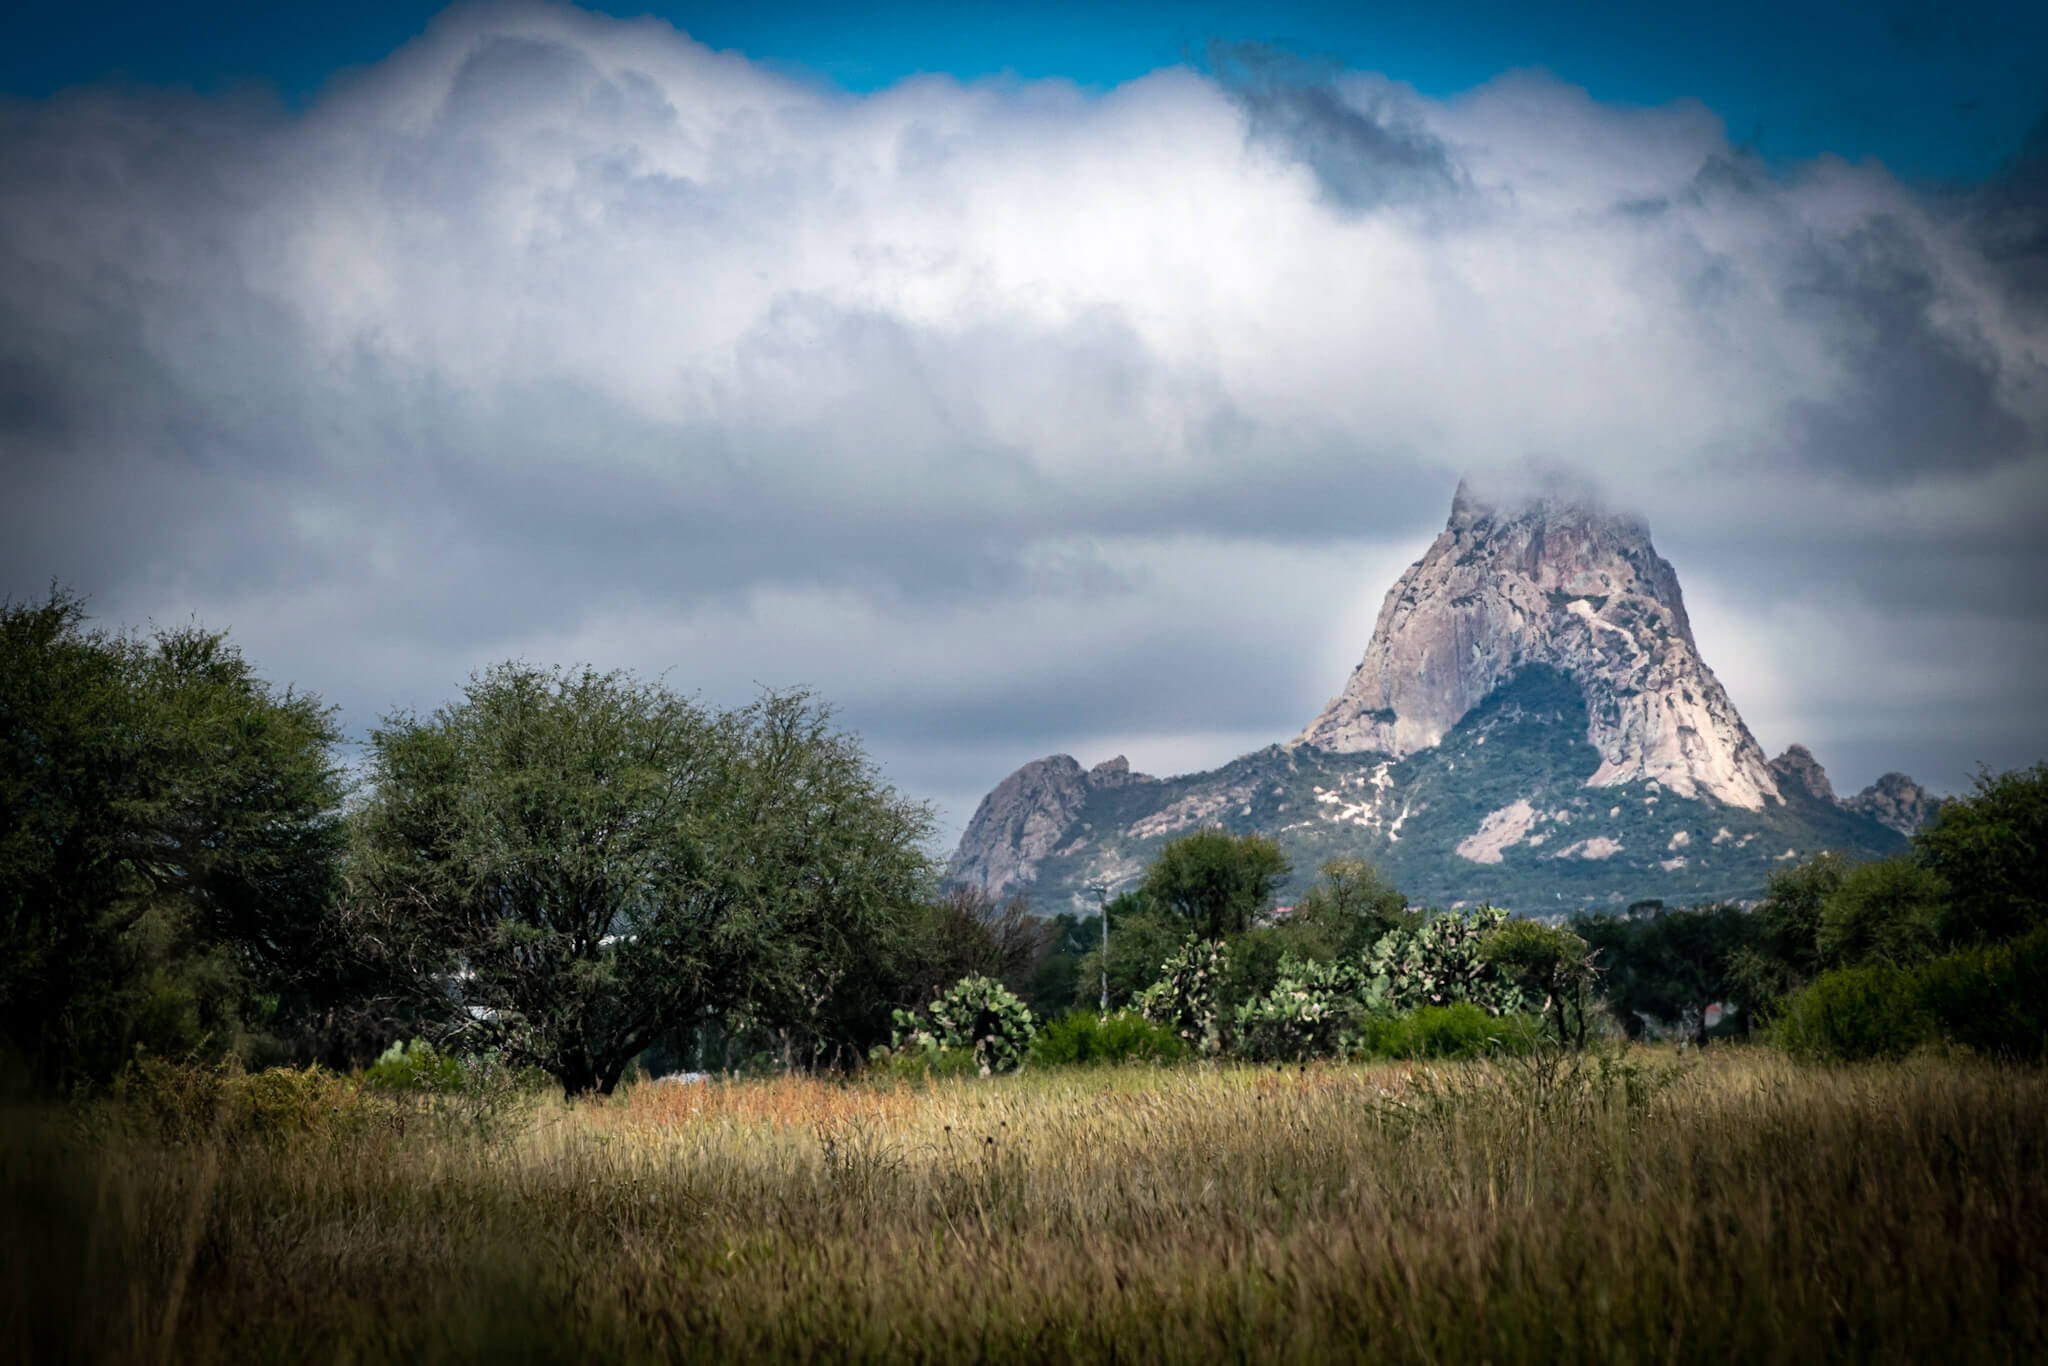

{"left": 1087, "top": 880, "right": 1112, "bottom": 1017}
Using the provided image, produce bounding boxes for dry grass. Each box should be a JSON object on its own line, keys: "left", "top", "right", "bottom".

{"left": 4, "top": 1048, "right": 2043, "bottom": 1363}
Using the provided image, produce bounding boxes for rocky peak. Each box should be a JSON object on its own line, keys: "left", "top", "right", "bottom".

{"left": 1297, "top": 478, "right": 1782, "bottom": 810}
{"left": 949, "top": 753, "right": 1156, "bottom": 896}
{"left": 1769, "top": 745, "right": 1837, "bottom": 803}
{"left": 1090, "top": 755, "right": 1138, "bottom": 787}
{"left": 1845, "top": 772, "right": 1941, "bottom": 836}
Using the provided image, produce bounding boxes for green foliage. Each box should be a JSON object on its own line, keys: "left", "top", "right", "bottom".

{"left": 872, "top": 1043, "right": 980, "bottom": 1081}
{"left": 889, "top": 975, "right": 1036, "bottom": 1076}
{"left": 1482, "top": 919, "right": 1597, "bottom": 1047}
{"left": 1231, "top": 955, "right": 1365, "bottom": 1062}
{"left": 1578, "top": 902, "right": 1757, "bottom": 1040}
{"left": 1915, "top": 924, "right": 2048, "bottom": 1061}
{"left": 347, "top": 667, "right": 935, "bottom": 1095}
{"left": 0, "top": 590, "right": 345, "bottom": 1088}
{"left": 1139, "top": 828, "right": 1291, "bottom": 939}
{"left": 1916, "top": 762, "right": 2048, "bottom": 946}
{"left": 1363, "top": 906, "right": 1524, "bottom": 1016}
{"left": 1069, "top": 908, "right": 1180, "bottom": 1013}
{"left": 1134, "top": 938, "right": 1230, "bottom": 1055}
{"left": 1727, "top": 852, "right": 1846, "bottom": 1018}
{"left": 363, "top": 1039, "right": 467, "bottom": 1092}
{"left": 1028, "top": 1010, "right": 1187, "bottom": 1066}
{"left": 1769, "top": 964, "right": 1934, "bottom": 1062}
{"left": 1277, "top": 859, "right": 1414, "bottom": 962}
{"left": 1817, "top": 855, "right": 1946, "bottom": 968}
{"left": 1357, "top": 1003, "right": 1533, "bottom": 1060}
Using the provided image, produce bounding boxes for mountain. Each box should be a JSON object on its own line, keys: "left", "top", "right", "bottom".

{"left": 951, "top": 481, "right": 1937, "bottom": 913}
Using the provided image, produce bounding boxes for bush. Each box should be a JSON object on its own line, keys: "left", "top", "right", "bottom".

{"left": 111, "top": 1056, "right": 365, "bottom": 1145}
{"left": 1232, "top": 957, "right": 1364, "bottom": 1062}
{"left": 1365, "top": 907, "right": 1525, "bottom": 1017}
{"left": 890, "top": 975, "right": 1037, "bottom": 1076}
{"left": 1915, "top": 923, "right": 2048, "bottom": 1061}
{"left": 871, "top": 1044, "right": 981, "bottom": 1081}
{"left": 363, "top": 1039, "right": 467, "bottom": 1091}
{"left": 1770, "top": 964, "right": 1934, "bottom": 1062}
{"left": 1358, "top": 1004, "right": 1535, "bottom": 1060}
{"left": 1135, "top": 939, "right": 1229, "bottom": 1055}
{"left": 1029, "top": 1010, "right": 1187, "bottom": 1066}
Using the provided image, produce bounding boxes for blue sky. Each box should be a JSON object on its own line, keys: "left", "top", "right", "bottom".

{"left": 8, "top": 0, "right": 2045, "bottom": 182}
{"left": 3, "top": 0, "right": 2045, "bottom": 851}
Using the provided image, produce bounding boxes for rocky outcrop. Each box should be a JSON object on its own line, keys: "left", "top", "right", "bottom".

{"left": 949, "top": 754, "right": 1156, "bottom": 896}
{"left": 1769, "top": 745, "right": 1837, "bottom": 803}
{"left": 1845, "top": 772, "right": 1941, "bottom": 836}
{"left": 1296, "top": 480, "right": 1782, "bottom": 810}
{"left": 948, "top": 479, "right": 1932, "bottom": 910}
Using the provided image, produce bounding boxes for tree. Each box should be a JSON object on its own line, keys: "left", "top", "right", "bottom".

{"left": 1817, "top": 855, "right": 1946, "bottom": 968}
{"left": 0, "top": 590, "right": 344, "bottom": 1087}
{"left": 1578, "top": 903, "right": 1758, "bottom": 1040}
{"left": 1140, "top": 828, "right": 1291, "bottom": 940}
{"left": 1916, "top": 763, "right": 2048, "bottom": 947}
{"left": 1726, "top": 852, "right": 1847, "bottom": 1020}
{"left": 1278, "top": 858, "right": 1414, "bottom": 961}
{"left": 1483, "top": 920, "right": 1598, "bottom": 1047}
{"left": 344, "top": 665, "right": 934, "bottom": 1095}
{"left": 1069, "top": 898, "right": 1180, "bottom": 1012}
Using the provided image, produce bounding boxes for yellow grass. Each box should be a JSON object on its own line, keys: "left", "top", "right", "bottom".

{"left": 5, "top": 1048, "right": 2044, "bottom": 1363}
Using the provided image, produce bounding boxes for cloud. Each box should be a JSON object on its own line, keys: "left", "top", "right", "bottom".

{"left": 1, "top": 0, "right": 2044, "bottom": 843}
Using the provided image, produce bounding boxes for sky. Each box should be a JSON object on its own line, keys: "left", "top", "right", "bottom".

{"left": 3, "top": 0, "right": 2045, "bottom": 854}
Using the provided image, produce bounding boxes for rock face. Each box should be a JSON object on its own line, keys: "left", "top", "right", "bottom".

{"left": 1845, "top": 772, "right": 1942, "bottom": 837}
{"left": 1769, "top": 745, "right": 1837, "bottom": 804}
{"left": 951, "top": 755, "right": 1158, "bottom": 897}
{"left": 1297, "top": 481, "right": 1781, "bottom": 810}
{"left": 947, "top": 480, "right": 1933, "bottom": 911}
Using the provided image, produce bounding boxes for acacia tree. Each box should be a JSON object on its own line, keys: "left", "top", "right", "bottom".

{"left": 0, "top": 590, "right": 344, "bottom": 1087}
{"left": 344, "top": 664, "right": 934, "bottom": 1094}
{"left": 1140, "top": 828, "right": 1291, "bottom": 940}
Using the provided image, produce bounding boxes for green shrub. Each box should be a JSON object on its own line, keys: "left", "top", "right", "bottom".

{"left": 1029, "top": 1010, "right": 1187, "bottom": 1066}
{"left": 871, "top": 1044, "right": 981, "bottom": 1081}
{"left": 890, "top": 975, "right": 1037, "bottom": 1075}
{"left": 1134, "top": 938, "right": 1229, "bottom": 1055}
{"left": 363, "top": 1039, "right": 467, "bottom": 1091}
{"left": 1359, "top": 1004, "right": 1535, "bottom": 1060}
{"left": 1770, "top": 963, "right": 1934, "bottom": 1061}
{"left": 1915, "top": 923, "right": 2048, "bottom": 1061}
{"left": 1232, "top": 957, "right": 1364, "bottom": 1062}
{"left": 1365, "top": 907, "right": 1525, "bottom": 1017}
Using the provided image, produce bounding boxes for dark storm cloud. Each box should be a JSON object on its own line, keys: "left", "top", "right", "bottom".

{"left": 1780, "top": 215, "right": 2030, "bottom": 484}
{"left": 1968, "top": 112, "right": 2048, "bottom": 310}
{"left": 1, "top": 1, "right": 2043, "bottom": 840}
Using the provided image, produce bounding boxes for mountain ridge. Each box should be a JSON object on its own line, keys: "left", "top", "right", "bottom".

{"left": 951, "top": 483, "right": 1935, "bottom": 911}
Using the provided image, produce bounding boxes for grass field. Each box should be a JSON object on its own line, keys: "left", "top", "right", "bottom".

{"left": 5, "top": 1048, "right": 2044, "bottom": 1363}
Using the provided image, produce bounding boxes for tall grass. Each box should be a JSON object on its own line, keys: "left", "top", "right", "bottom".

{"left": 4, "top": 1050, "right": 2043, "bottom": 1363}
